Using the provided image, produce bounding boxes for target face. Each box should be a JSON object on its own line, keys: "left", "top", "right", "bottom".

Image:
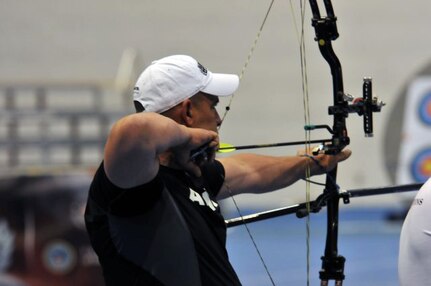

{"left": 411, "top": 148, "right": 431, "bottom": 182}
{"left": 418, "top": 91, "right": 431, "bottom": 126}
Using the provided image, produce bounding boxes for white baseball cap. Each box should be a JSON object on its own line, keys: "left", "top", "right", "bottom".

{"left": 133, "top": 55, "right": 239, "bottom": 113}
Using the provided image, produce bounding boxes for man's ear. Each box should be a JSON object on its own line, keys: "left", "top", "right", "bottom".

{"left": 180, "top": 99, "right": 193, "bottom": 126}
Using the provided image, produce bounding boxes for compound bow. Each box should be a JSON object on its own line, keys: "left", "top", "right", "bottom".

{"left": 307, "top": 1, "right": 383, "bottom": 284}
{"left": 222, "top": 1, "right": 390, "bottom": 285}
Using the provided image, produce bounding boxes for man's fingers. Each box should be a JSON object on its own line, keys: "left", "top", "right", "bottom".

{"left": 173, "top": 128, "right": 220, "bottom": 177}
{"left": 185, "top": 163, "right": 202, "bottom": 177}
{"left": 337, "top": 149, "right": 352, "bottom": 162}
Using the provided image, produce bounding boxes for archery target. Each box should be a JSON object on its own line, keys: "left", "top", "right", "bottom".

{"left": 418, "top": 91, "right": 431, "bottom": 125}
{"left": 396, "top": 77, "right": 431, "bottom": 184}
{"left": 410, "top": 148, "right": 431, "bottom": 182}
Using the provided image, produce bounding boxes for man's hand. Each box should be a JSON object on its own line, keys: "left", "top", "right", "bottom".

{"left": 171, "top": 127, "right": 219, "bottom": 177}
{"left": 297, "top": 146, "right": 352, "bottom": 175}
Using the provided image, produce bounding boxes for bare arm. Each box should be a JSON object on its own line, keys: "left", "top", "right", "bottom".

{"left": 104, "top": 112, "right": 218, "bottom": 189}
{"left": 217, "top": 150, "right": 351, "bottom": 199}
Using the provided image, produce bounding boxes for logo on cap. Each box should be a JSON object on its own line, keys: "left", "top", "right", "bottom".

{"left": 197, "top": 62, "right": 207, "bottom": 76}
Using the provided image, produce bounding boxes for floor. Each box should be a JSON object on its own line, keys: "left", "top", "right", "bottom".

{"left": 226, "top": 207, "right": 404, "bottom": 286}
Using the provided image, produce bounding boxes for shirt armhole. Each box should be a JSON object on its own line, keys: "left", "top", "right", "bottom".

{"left": 93, "top": 162, "right": 164, "bottom": 217}
{"left": 201, "top": 160, "right": 225, "bottom": 197}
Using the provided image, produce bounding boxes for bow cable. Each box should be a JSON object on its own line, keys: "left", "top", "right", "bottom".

{"left": 220, "top": 1, "right": 277, "bottom": 285}
{"left": 219, "top": 1, "right": 320, "bottom": 284}
{"left": 219, "top": 0, "right": 275, "bottom": 128}
{"left": 295, "top": 0, "right": 313, "bottom": 284}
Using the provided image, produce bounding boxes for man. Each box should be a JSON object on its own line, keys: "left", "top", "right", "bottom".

{"left": 398, "top": 177, "right": 431, "bottom": 285}
{"left": 85, "top": 55, "right": 351, "bottom": 286}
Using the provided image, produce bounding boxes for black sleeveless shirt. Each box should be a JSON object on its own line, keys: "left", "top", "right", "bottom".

{"left": 84, "top": 161, "right": 241, "bottom": 286}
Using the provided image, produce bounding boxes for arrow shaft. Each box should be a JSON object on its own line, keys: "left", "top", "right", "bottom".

{"left": 218, "top": 139, "right": 332, "bottom": 151}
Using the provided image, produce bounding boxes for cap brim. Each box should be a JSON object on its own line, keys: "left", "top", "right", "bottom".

{"left": 201, "top": 73, "right": 239, "bottom": 96}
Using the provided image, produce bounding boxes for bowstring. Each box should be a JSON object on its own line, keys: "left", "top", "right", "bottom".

{"left": 300, "top": 2, "right": 312, "bottom": 285}
{"left": 224, "top": 182, "right": 276, "bottom": 286}
{"left": 219, "top": 1, "right": 277, "bottom": 285}
{"left": 220, "top": 1, "right": 313, "bottom": 285}
{"left": 219, "top": 0, "right": 275, "bottom": 130}
{"left": 290, "top": 0, "right": 312, "bottom": 285}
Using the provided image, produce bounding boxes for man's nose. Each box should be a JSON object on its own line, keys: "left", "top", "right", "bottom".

{"left": 216, "top": 112, "right": 222, "bottom": 127}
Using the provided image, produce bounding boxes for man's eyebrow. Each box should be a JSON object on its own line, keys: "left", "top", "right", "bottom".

{"left": 204, "top": 94, "right": 219, "bottom": 105}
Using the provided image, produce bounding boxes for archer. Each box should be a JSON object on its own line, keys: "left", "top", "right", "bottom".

{"left": 84, "top": 54, "right": 351, "bottom": 286}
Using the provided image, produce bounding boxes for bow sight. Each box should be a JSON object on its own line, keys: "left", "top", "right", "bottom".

{"left": 307, "top": 77, "right": 385, "bottom": 156}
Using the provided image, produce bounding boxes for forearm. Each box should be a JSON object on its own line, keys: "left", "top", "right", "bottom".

{"left": 106, "top": 113, "right": 190, "bottom": 161}
{"left": 217, "top": 149, "right": 350, "bottom": 199}
{"left": 118, "top": 113, "right": 192, "bottom": 152}
{"left": 104, "top": 113, "right": 215, "bottom": 188}
{"left": 218, "top": 154, "right": 314, "bottom": 198}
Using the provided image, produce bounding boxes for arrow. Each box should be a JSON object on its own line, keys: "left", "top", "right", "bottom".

{"left": 217, "top": 139, "right": 332, "bottom": 153}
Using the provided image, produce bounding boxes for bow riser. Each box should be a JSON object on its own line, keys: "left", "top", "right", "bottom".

{"left": 309, "top": 0, "right": 348, "bottom": 284}
{"left": 309, "top": 1, "right": 385, "bottom": 285}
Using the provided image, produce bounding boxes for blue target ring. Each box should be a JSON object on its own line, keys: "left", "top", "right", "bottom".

{"left": 418, "top": 91, "right": 431, "bottom": 125}
{"left": 410, "top": 148, "right": 431, "bottom": 182}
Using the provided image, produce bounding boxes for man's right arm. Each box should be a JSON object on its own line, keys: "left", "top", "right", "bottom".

{"left": 103, "top": 112, "right": 218, "bottom": 189}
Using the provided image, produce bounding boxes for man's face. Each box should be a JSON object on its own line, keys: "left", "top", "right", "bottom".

{"left": 190, "top": 93, "right": 222, "bottom": 133}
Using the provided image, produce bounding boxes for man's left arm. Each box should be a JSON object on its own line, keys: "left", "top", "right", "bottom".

{"left": 216, "top": 150, "right": 351, "bottom": 199}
